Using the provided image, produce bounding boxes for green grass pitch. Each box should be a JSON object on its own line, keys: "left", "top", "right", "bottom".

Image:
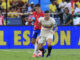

{"left": 0, "top": 49, "right": 80, "bottom": 60}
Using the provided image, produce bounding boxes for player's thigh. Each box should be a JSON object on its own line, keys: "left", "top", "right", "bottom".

{"left": 38, "top": 36, "right": 45, "bottom": 49}
{"left": 38, "top": 36, "right": 45, "bottom": 44}
{"left": 38, "top": 43, "right": 43, "bottom": 49}
{"left": 46, "top": 35, "right": 53, "bottom": 46}
{"left": 32, "top": 38, "right": 36, "bottom": 44}
{"left": 47, "top": 39, "right": 52, "bottom": 46}
{"left": 32, "top": 31, "right": 37, "bottom": 44}
{"left": 36, "top": 30, "right": 41, "bottom": 42}
{"left": 36, "top": 36, "right": 40, "bottom": 43}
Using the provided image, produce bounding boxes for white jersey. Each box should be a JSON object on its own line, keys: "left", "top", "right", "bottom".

{"left": 39, "top": 17, "right": 56, "bottom": 37}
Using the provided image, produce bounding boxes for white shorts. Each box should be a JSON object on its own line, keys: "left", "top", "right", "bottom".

{"left": 38, "top": 34, "right": 53, "bottom": 44}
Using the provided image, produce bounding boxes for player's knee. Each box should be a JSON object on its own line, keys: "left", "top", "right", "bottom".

{"left": 38, "top": 44, "right": 43, "bottom": 49}
{"left": 32, "top": 38, "right": 36, "bottom": 44}
{"left": 48, "top": 43, "right": 52, "bottom": 46}
{"left": 47, "top": 42, "right": 52, "bottom": 46}
{"left": 47, "top": 39, "right": 52, "bottom": 46}
{"left": 36, "top": 37, "right": 40, "bottom": 42}
{"left": 32, "top": 41, "right": 35, "bottom": 44}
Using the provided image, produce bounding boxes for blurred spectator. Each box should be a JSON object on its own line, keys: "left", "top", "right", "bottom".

{"left": 27, "top": 4, "right": 32, "bottom": 13}
{"left": 17, "top": 0, "right": 24, "bottom": 8}
{"left": 58, "top": 0, "right": 67, "bottom": 24}
{"left": 25, "top": 15, "right": 35, "bottom": 25}
{"left": 0, "top": 0, "right": 2, "bottom": 6}
{"left": 27, "top": 2, "right": 35, "bottom": 13}
{"left": 0, "top": 11, "right": 4, "bottom": 25}
{"left": 22, "top": 2, "right": 28, "bottom": 13}
{"left": 1, "top": 0, "right": 11, "bottom": 11}
{"left": 21, "top": 2, "right": 28, "bottom": 25}
{"left": 16, "top": 0, "right": 24, "bottom": 12}
{"left": 65, "top": 0, "right": 75, "bottom": 14}
{"left": 76, "top": 0, "right": 80, "bottom": 8}
{"left": 74, "top": 4, "right": 80, "bottom": 14}
{"left": 23, "top": 2, "right": 35, "bottom": 13}
{"left": 22, "top": 0, "right": 28, "bottom": 3}
{"left": 49, "top": 1, "right": 57, "bottom": 13}
{"left": 73, "top": 13, "right": 80, "bottom": 25}
{"left": 21, "top": 16, "right": 26, "bottom": 25}
{"left": 10, "top": 0, "right": 18, "bottom": 8}
{"left": 30, "top": 2, "right": 35, "bottom": 12}
{"left": 54, "top": 0, "right": 60, "bottom": 12}
{"left": 8, "top": 0, "right": 12, "bottom": 4}
{"left": 59, "top": 0, "right": 67, "bottom": 13}
{"left": 73, "top": 4, "right": 80, "bottom": 25}
{"left": 56, "top": 0, "right": 62, "bottom": 4}
{"left": 0, "top": 6, "right": 2, "bottom": 10}
{"left": 0, "top": 0, "right": 2, "bottom": 10}
{"left": 8, "top": 8, "right": 19, "bottom": 18}
{"left": 63, "top": 8, "right": 73, "bottom": 25}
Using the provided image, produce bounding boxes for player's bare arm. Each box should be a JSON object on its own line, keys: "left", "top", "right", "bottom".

{"left": 52, "top": 25, "right": 58, "bottom": 35}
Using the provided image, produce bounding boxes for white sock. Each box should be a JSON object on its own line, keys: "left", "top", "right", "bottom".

{"left": 33, "top": 43, "right": 38, "bottom": 55}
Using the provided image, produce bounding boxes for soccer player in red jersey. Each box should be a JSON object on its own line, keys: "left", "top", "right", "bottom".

{"left": 31, "top": 4, "right": 44, "bottom": 58}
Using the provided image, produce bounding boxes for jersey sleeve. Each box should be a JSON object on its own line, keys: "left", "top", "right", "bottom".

{"left": 52, "top": 18, "right": 57, "bottom": 27}
{"left": 52, "top": 18, "right": 56, "bottom": 24}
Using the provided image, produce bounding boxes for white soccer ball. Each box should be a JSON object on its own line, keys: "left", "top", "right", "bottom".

{"left": 37, "top": 51, "right": 42, "bottom": 57}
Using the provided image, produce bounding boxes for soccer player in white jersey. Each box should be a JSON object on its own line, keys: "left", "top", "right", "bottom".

{"left": 38, "top": 11, "right": 58, "bottom": 57}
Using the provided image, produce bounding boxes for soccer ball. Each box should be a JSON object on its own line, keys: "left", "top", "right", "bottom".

{"left": 37, "top": 51, "right": 42, "bottom": 57}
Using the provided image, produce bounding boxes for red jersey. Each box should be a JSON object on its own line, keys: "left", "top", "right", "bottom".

{"left": 33, "top": 11, "right": 44, "bottom": 30}
{"left": 0, "top": 16, "right": 3, "bottom": 25}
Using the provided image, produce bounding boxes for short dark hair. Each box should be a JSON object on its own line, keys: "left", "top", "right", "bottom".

{"left": 45, "top": 11, "right": 49, "bottom": 13}
{"left": 35, "top": 4, "right": 40, "bottom": 7}
{"left": 64, "top": 7, "right": 69, "bottom": 12}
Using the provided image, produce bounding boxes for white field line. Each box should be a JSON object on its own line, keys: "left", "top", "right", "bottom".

{"left": 0, "top": 50, "right": 80, "bottom": 55}
{"left": 0, "top": 50, "right": 33, "bottom": 53}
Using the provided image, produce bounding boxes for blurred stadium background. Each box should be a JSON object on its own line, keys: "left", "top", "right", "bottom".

{"left": 0, "top": 0, "right": 80, "bottom": 26}
{"left": 0, "top": 0, "right": 80, "bottom": 60}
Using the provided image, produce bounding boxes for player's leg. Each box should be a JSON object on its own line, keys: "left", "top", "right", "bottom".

{"left": 32, "top": 30, "right": 41, "bottom": 57}
{"left": 46, "top": 35, "right": 53, "bottom": 57}
{"left": 32, "top": 30, "right": 37, "bottom": 44}
{"left": 35, "top": 30, "right": 41, "bottom": 53}
{"left": 36, "top": 36, "right": 40, "bottom": 52}
{"left": 32, "top": 38, "right": 36, "bottom": 44}
{"left": 38, "top": 36, "right": 45, "bottom": 57}
{"left": 32, "top": 31, "right": 38, "bottom": 57}
{"left": 33, "top": 39, "right": 38, "bottom": 54}
{"left": 32, "top": 39, "right": 38, "bottom": 57}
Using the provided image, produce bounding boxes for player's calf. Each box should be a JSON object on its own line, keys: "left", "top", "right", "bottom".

{"left": 47, "top": 39, "right": 52, "bottom": 57}
{"left": 38, "top": 43, "right": 45, "bottom": 57}
{"left": 32, "top": 38, "right": 38, "bottom": 58}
